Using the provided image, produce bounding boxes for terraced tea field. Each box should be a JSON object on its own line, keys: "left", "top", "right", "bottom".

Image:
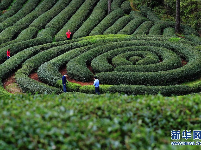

{"left": 0, "top": 0, "right": 201, "bottom": 96}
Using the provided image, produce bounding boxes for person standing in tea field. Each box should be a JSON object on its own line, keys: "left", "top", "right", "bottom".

{"left": 94, "top": 76, "right": 100, "bottom": 95}
{"left": 62, "top": 74, "right": 68, "bottom": 92}
{"left": 7, "top": 49, "right": 10, "bottom": 59}
{"left": 66, "top": 29, "right": 71, "bottom": 40}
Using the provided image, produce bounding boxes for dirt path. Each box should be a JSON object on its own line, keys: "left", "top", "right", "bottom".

{"left": 3, "top": 65, "right": 95, "bottom": 94}
{"left": 3, "top": 59, "right": 188, "bottom": 94}
{"left": 3, "top": 74, "right": 22, "bottom": 94}
{"left": 59, "top": 66, "right": 94, "bottom": 86}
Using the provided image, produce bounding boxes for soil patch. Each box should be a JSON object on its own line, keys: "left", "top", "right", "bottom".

{"left": 29, "top": 72, "right": 43, "bottom": 83}
{"left": 181, "top": 58, "right": 187, "bottom": 66}
{"left": 3, "top": 73, "right": 22, "bottom": 94}
{"left": 59, "top": 66, "right": 94, "bottom": 86}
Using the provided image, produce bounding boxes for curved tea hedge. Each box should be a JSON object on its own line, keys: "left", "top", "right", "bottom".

{"left": 0, "top": 35, "right": 197, "bottom": 96}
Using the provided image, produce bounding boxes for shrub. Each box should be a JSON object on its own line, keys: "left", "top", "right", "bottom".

{"left": 0, "top": 0, "right": 28, "bottom": 22}
{"left": 111, "top": 0, "right": 125, "bottom": 11}
{"left": 0, "top": 38, "right": 51, "bottom": 63}
{"left": 184, "top": 35, "right": 201, "bottom": 45}
{"left": 104, "top": 15, "right": 131, "bottom": 35}
{"left": 1, "top": 93, "right": 201, "bottom": 149}
{"left": 163, "top": 27, "right": 176, "bottom": 37}
{"left": 108, "top": 84, "right": 193, "bottom": 96}
{"left": 16, "top": 27, "right": 38, "bottom": 40}
{"left": 15, "top": 73, "right": 62, "bottom": 94}
{"left": 0, "top": 0, "right": 58, "bottom": 44}
{"left": 0, "top": 0, "right": 41, "bottom": 32}
{"left": 149, "top": 21, "right": 175, "bottom": 35}
{"left": 118, "top": 16, "right": 148, "bottom": 35}
{"left": 121, "top": 1, "right": 132, "bottom": 14}
{"left": 73, "top": 0, "right": 108, "bottom": 39}
{"left": 37, "top": 44, "right": 95, "bottom": 86}
{"left": 140, "top": 6, "right": 160, "bottom": 22}
{"left": 56, "top": 80, "right": 81, "bottom": 92}
{"left": 45, "top": 0, "right": 85, "bottom": 37}
{"left": 79, "top": 85, "right": 111, "bottom": 94}
{"left": 132, "top": 21, "right": 153, "bottom": 35}
{"left": 29, "top": 0, "right": 71, "bottom": 29}
{"left": 0, "top": 0, "right": 13, "bottom": 11}
{"left": 55, "top": 0, "right": 100, "bottom": 41}
{"left": 89, "top": 8, "right": 124, "bottom": 36}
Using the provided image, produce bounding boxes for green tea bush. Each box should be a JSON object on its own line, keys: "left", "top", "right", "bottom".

{"left": 0, "top": 0, "right": 58, "bottom": 44}
{"left": 163, "top": 27, "right": 176, "bottom": 37}
{"left": 0, "top": 40, "right": 75, "bottom": 80}
{"left": 73, "top": 0, "right": 108, "bottom": 39}
{"left": 55, "top": 0, "right": 100, "bottom": 41}
{"left": 67, "top": 41, "right": 131, "bottom": 81}
{"left": 79, "top": 85, "right": 111, "bottom": 94}
{"left": 42, "top": 0, "right": 85, "bottom": 39}
{"left": 121, "top": 1, "right": 132, "bottom": 14}
{"left": 0, "top": 0, "right": 28, "bottom": 22}
{"left": 118, "top": 17, "right": 148, "bottom": 35}
{"left": 104, "top": 15, "right": 131, "bottom": 35}
{"left": 56, "top": 80, "right": 81, "bottom": 92}
{"left": 16, "top": 27, "right": 38, "bottom": 40}
{"left": 108, "top": 84, "right": 193, "bottom": 96}
{"left": 0, "top": 38, "right": 51, "bottom": 63}
{"left": 29, "top": 0, "right": 71, "bottom": 29}
{"left": 111, "top": 0, "right": 125, "bottom": 11}
{"left": 37, "top": 45, "right": 95, "bottom": 86}
{"left": 0, "top": 93, "right": 201, "bottom": 149}
{"left": 133, "top": 21, "right": 153, "bottom": 35}
{"left": 112, "top": 51, "right": 159, "bottom": 66}
{"left": 37, "top": 28, "right": 57, "bottom": 41}
{"left": 0, "top": 0, "right": 13, "bottom": 11}
{"left": 0, "top": 0, "right": 41, "bottom": 32}
{"left": 140, "top": 6, "right": 160, "bottom": 22}
{"left": 89, "top": 8, "right": 124, "bottom": 36}
{"left": 149, "top": 21, "right": 175, "bottom": 35}
{"left": 15, "top": 39, "right": 105, "bottom": 94}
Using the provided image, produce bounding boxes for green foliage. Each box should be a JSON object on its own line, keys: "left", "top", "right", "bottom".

{"left": 118, "top": 11, "right": 148, "bottom": 35}
{"left": 121, "top": 1, "right": 132, "bottom": 14}
{"left": 140, "top": 6, "right": 160, "bottom": 22}
{"left": 168, "top": 37, "right": 181, "bottom": 42}
{"left": 0, "top": 0, "right": 41, "bottom": 32}
{"left": 0, "top": 2, "right": 201, "bottom": 149}
{"left": 0, "top": 93, "right": 201, "bottom": 149}
{"left": 0, "top": 86, "right": 11, "bottom": 98}
{"left": 90, "top": 8, "right": 125, "bottom": 36}
{"left": 132, "top": 21, "right": 153, "bottom": 35}
{"left": 79, "top": 85, "right": 111, "bottom": 94}
{"left": 0, "top": 0, "right": 13, "bottom": 11}
{"left": 56, "top": 80, "right": 81, "bottom": 92}
{"left": 0, "top": 0, "right": 58, "bottom": 44}
{"left": 16, "top": 27, "right": 38, "bottom": 41}
{"left": 0, "top": 0, "right": 28, "bottom": 22}
{"left": 55, "top": 0, "right": 99, "bottom": 41}
{"left": 73, "top": 0, "right": 108, "bottom": 38}
{"left": 104, "top": 15, "right": 131, "bottom": 35}
{"left": 0, "top": 38, "right": 50, "bottom": 63}
{"left": 163, "top": 27, "right": 176, "bottom": 37}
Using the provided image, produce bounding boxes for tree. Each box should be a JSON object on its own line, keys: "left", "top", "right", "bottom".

{"left": 108, "top": 0, "right": 111, "bottom": 14}
{"left": 175, "top": 0, "right": 180, "bottom": 33}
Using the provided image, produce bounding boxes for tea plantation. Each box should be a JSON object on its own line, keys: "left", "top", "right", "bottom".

{"left": 0, "top": 0, "right": 201, "bottom": 149}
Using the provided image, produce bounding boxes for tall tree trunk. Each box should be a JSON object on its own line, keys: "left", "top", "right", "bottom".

{"left": 108, "top": 0, "right": 111, "bottom": 14}
{"left": 175, "top": 0, "right": 180, "bottom": 33}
